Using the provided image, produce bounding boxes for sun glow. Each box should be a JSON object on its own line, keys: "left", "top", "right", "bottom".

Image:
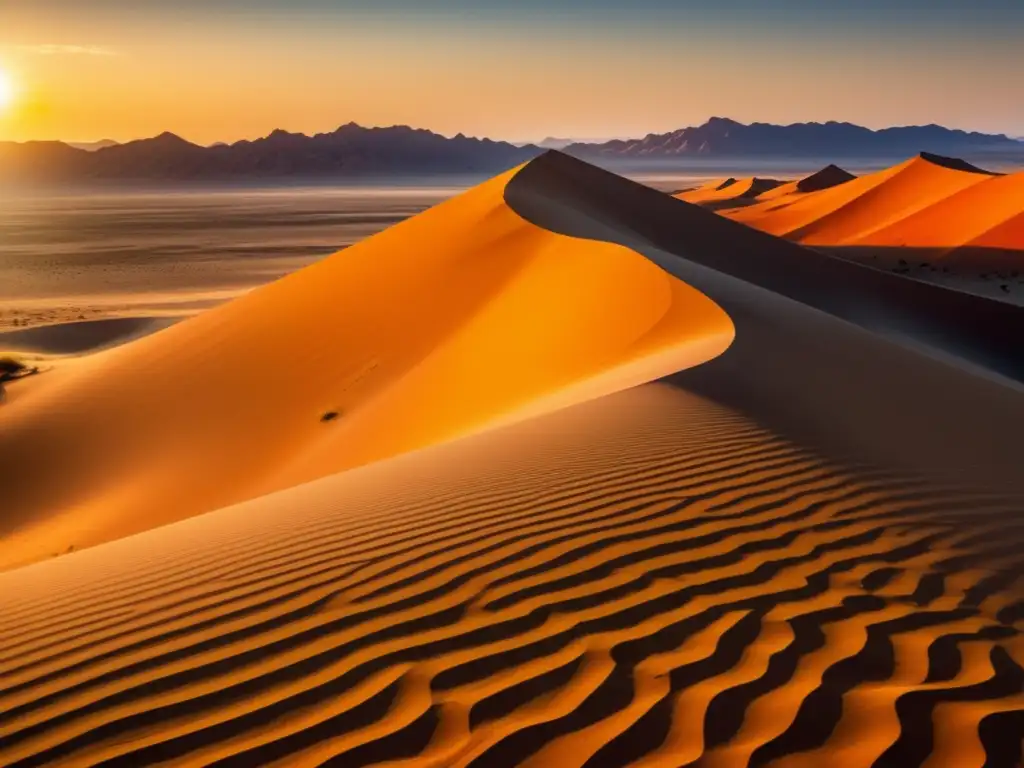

{"left": 0, "top": 68, "right": 15, "bottom": 111}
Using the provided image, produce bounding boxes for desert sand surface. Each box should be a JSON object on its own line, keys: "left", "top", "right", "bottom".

{"left": 1, "top": 381, "right": 1021, "bottom": 767}
{"left": 753, "top": 165, "right": 856, "bottom": 202}
{"left": 0, "top": 185, "right": 457, "bottom": 338}
{"left": 1, "top": 151, "right": 1021, "bottom": 765}
{"left": 683, "top": 154, "right": 1024, "bottom": 302}
{"left": 0, "top": 164, "right": 733, "bottom": 571}
{"left": 723, "top": 153, "right": 997, "bottom": 244}
{"left": 675, "top": 178, "right": 784, "bottom": 210}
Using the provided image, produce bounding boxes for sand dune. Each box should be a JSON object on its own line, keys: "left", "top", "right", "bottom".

{"left": 711, "top": 155, "right": 1023, "bottom": 258}
{"left": 0, "top": 165, "right": 733, "bottom": 571}
{"left": 852, "top": 170, "right": 1024, "bottom": 252}
{"left": 1, "top": 151, "right": 1022, "bottom": 765}
{"left": 727, "top": 153, "right": 997, "bottom": 244}
{"left": 683, "top": 156, "right": 1024, "bottom": 298}
{"left": 676, "top": 177, "right": 784, "bottom": 208}
{"left": 512, "top": 152, "right": 1024, "bottom": 387}
{"left": 755, "top": 164, "right": 856, "bottom": 202}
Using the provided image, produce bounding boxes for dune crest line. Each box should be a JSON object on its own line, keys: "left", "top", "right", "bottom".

{"left": 0, "top": 163, "right": 733, "bottom": 570}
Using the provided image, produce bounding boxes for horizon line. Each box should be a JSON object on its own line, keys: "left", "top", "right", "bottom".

{"left": 4, "top": 116, "right": 1022, "bottom": 150}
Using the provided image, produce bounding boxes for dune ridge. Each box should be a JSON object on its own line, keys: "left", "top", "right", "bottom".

{"left": 676, "top": 177, "right": 784, "bottom": 208}
{"left": 702, "top": 155, "right": 1024, "bottom": 268}
{"left": 0, "top": 165, "right": 733, "bottom": 571}
{"left": 726, "top": 154, "right": 995, "bottom": 244}
{"left": 755, "top": 164, "right": 856, "bottom": 202}
{"left": 851, "top": 170, "right": 1024, "bottom": 253}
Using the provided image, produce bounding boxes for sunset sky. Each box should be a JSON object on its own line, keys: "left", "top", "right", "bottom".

{"left": 1, "top": 0, "right": 1022, "bottom": 145}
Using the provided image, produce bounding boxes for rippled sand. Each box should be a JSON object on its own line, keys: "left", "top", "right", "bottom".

{"left": 1, "top": 152, "right": 1021, "bottom": 766}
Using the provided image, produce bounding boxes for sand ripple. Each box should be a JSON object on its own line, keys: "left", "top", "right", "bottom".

{"left": 0, "top": 384, "right": 1019, "bottom": 766}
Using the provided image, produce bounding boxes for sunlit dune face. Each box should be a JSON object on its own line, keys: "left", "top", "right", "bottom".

{"left": 0, "top": 69, "right": 15, "bottom": 111}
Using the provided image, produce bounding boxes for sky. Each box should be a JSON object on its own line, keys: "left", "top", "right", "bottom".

{"left": 1, "top": 0, "right": 1022, "bottom": 145}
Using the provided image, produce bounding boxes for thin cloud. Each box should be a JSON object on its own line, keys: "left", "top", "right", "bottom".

{"left": 18, "top": 44, "right": 119, "bottom": 57}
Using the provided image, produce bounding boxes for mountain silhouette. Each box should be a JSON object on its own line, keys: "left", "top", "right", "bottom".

{"left": 0, "top": 124, "right": 540, "bottom": 181}
{"left": 3, "top": 119, "right": 1019, "bottom": 182}
{"left": 566, "top": 117, "right": 1022, "bottom": 157}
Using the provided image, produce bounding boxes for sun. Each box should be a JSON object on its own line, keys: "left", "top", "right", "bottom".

{"left": 0, "top": 68, "right": 15, "bottom": 111}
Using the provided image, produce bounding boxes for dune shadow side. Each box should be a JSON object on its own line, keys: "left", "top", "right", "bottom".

{"left": 504, "top": 151, "right": 1024, "bottom": 498}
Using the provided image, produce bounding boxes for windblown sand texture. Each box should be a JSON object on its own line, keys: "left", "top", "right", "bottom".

{"left": 1, "top": 382, "right": 1022, "bottom": 767}
{"left": 1, "top": 151, "right": 1022, "bottom": 766}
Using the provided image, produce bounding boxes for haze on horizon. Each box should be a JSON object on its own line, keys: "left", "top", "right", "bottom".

{"left": 0, "top": 0, "right": 1022, "bottom": 146}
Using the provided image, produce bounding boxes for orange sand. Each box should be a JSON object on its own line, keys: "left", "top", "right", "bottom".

{"left": 753, "top": 165, "right": 856, "bottom": 203}
{"left": 1, "top": 154, "right": 1021, "bottom": 766}
{"left": 0, "top": 165, "right": 734, "bottom": 571}
{"left": 728, "top": 155, "right": 995, "bottom": 244}
{"left": 676, "top": 177, "right": 782, "bottom": 206}
{"left": 0, "top": 383, "right": 1018, "bottom": 766}
{"left": 853, "top": 171, "right": 1024, "bottom": 251}
{"left": 705, "top": 157, "right": 1024, "bottom": 264}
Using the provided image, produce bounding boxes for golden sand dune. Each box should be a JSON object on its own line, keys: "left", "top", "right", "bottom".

{"left": 675, "top": 177, "right": 784, "bottom": 208}
{"left": 2, "top": 151, "right": 1023, "bottom": 766}
{"left": 727, "top": 154, "right": 997, "bottom": 244}
{"left": 754, "top": 165, "right": 856, "bottom": 203}
{"left": 708, "top": 154, "right": 1023, "bottom": 258}
{"left": 0, "top": 166, "right": 733, "bottom": 571}
{"left": 673, "top": 156, "right": 1024, "bottom": 303}
{"left": 691, "top": 156, "right": 1024, "bottom": 288}
{"left": 852, "top": 170, "right": 1024, "bottom": 252}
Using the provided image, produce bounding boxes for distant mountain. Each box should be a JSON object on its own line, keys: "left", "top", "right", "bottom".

{"left": 0, "top": 123, "right": 541, "bottom": 182}
{"left": 66, "top": 139, "right": 119, "bottom": 152}
{"left": 566, "top": 117, "right": 1024, "bottom": 158}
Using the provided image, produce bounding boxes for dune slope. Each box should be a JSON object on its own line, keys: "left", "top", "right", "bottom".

{"left": 511, "top": 152, "right": 1024, "bottom": 389}
{"left": 675, "top": 177, "right": 784, "bottom": 208}
{"left": 0, "top": 166, "right": 733, "bottom": 571}
{"left": 852, "top": 170, "right": 1024, "bottom": 252}
{"left": 0, "top": 382, "right": 1020, "bottom": 767}
{"left": 755, "top": 164, "right": 856, "bottom": 202}
{"left": 719, "top": 156, "right": 1024, "bottom": 267}
{"left": 728, "top": 154, "right": 996, "bottom": 243}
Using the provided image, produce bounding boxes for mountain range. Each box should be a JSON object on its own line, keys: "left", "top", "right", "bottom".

{"left": 566, "top": 117, "right": 1022, "bottom": 158}
{"left": 0, "top": 123, "right": 539, "bottom": 182}
{"left": 1, "top": 118, "right": 1020, "bottom": 182}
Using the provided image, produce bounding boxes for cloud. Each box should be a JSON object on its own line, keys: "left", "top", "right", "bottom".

{"left": 18, "top": 44, "right": 118, "bottom": 57}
